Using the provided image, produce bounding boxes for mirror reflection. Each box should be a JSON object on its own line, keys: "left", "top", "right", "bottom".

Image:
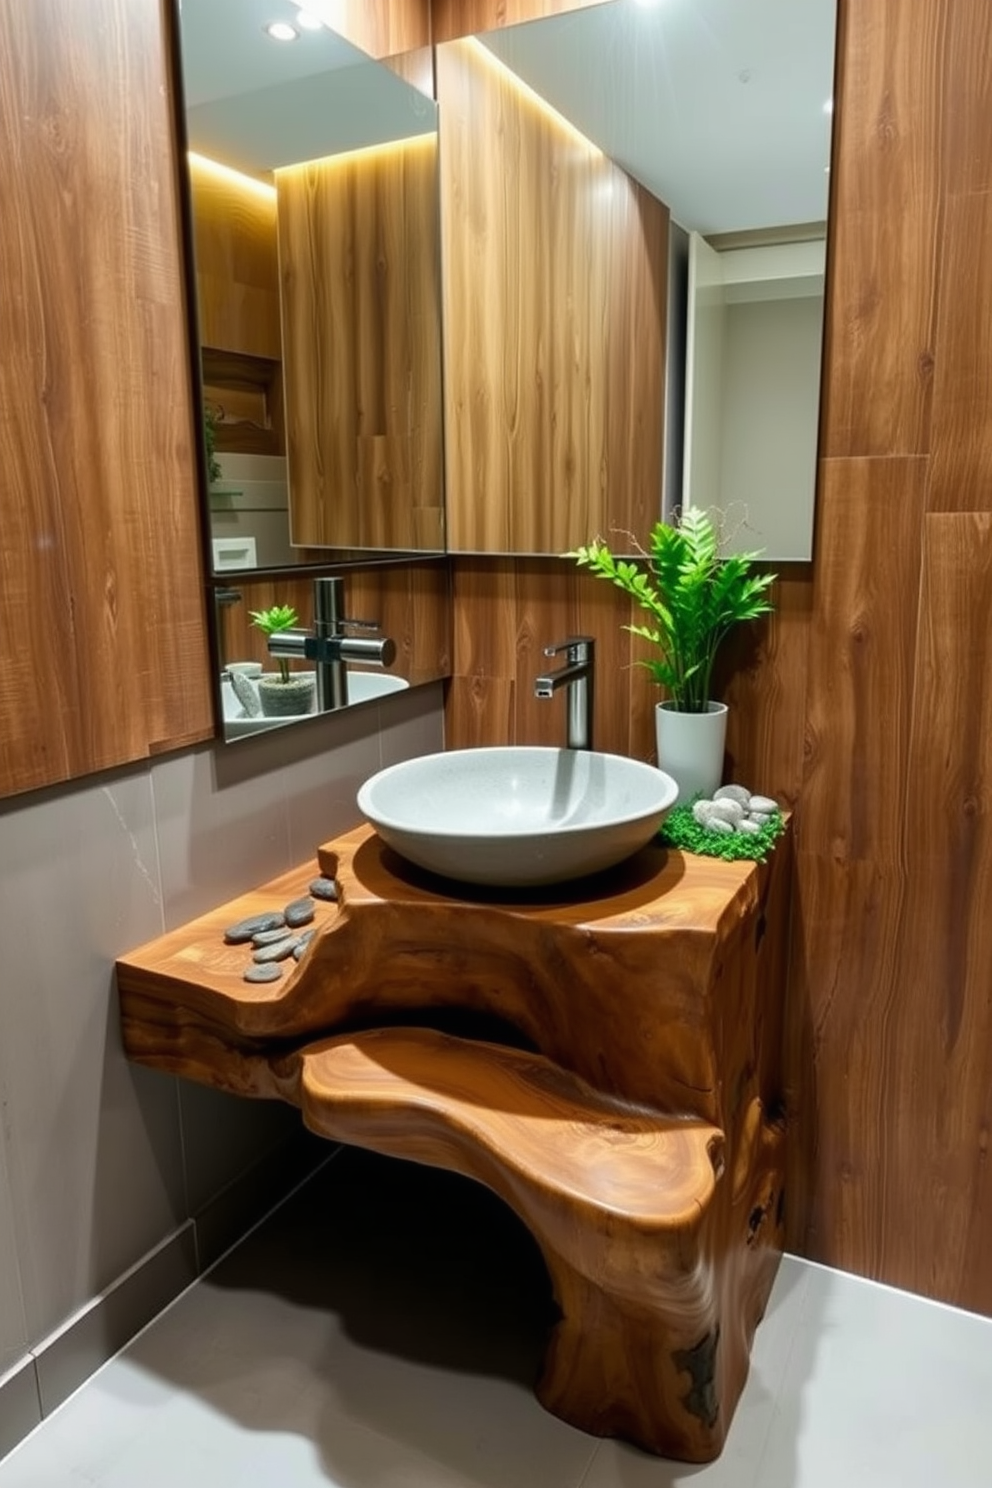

{"left": 177, "top": 0, "right": 444, "bottom": 571}
{"left": 444, "top": 0, "right": 835, "bottom": 560}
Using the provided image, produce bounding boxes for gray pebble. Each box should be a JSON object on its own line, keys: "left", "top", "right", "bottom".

{"left": 252, "top": 926, "right": 294, "bottom": 948}
{"left": 244, "top": 963, "right": 283, "bottom": 984}
{"left": 705, "top": 818, "right": 735, "bottom": 835}
{"left": 692, "top": 800, "right": 716, "bottom": 825}
{"left": 737, "top": 819, "right": 762, "bottom": 836}
{"left": 284, "top": 897, "right": 315, "bottom": 928}
{"left": 748, "top": 812, "right": 771, "bottom": 828}
{"left": 309, "top": 877, "right": 339, "bottom": 902}
{"left": 253, "top": 936, "right": 302, "bottom": 964}
{"left": 714, "top": 785, "right": 751, "bottom": 807}
{"left": 224, "top": 911, "right": 285, "bottom": 945}
{"left": 749, "top": 795, "right": 779, "bottom": 815}
{"left": 708, "top": 799, "right": 745, "bottom": 827}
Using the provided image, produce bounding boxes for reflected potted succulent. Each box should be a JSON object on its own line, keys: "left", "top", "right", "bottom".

{"left": 249, "top": 604, "right": 316, "bottom": 718}
{"left": 568, "top": 509, "right": 775, "bottom": 802}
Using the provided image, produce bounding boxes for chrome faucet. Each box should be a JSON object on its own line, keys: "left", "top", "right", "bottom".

{"left": 266, "top": 576, "right": 396, "bottom": 711}
{"left": 534, "top": 637, "right": 595, "bottom": 750}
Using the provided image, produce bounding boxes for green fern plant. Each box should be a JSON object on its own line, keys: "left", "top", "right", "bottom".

{"left": 568, "top": 509, "right": 775, "bottom": 714}
{"left": 249, "top": 603, "right": 299, "bottom": 684}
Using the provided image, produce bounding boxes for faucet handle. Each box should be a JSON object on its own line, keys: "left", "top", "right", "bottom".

{"left": 543, "top": 636, "right": 595, "bottom": 659}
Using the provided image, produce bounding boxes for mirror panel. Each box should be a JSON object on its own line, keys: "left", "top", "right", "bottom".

{"left": 445, "top": 0, "right": 835, "bottom": 559}
{"left": 177, "top": 0, "right": 444, "bottom": 568}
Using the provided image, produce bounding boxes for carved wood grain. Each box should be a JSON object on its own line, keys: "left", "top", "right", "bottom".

{"left": 277, "top": 136, "right": 442, "bottom": 552}
{"left": 437, "top": 37, "right": 667, "bottom": 554}
{"left": 0, "top": 0, "right": 214, "bottom": 798}
{"left": 117, "top": 822, "right": 790, "bottom": 1458}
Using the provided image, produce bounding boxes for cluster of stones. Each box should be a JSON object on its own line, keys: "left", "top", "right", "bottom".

{"left": 691, "top": 785, "right": 779, "bottom": 837}
{"left": 224, "top": 876, "right": 338, "bottom": 984}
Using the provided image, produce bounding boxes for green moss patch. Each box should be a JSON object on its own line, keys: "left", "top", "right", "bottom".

{"left": 658, "top": 803, "right": 786, "bottom": 862}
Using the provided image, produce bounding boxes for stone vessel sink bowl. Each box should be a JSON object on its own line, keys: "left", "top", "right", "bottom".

{"left": 357, "top": 747, "right": 679, "bottom": 887}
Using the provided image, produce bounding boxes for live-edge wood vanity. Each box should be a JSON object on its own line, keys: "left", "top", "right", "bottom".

{"left": 116, "top": 822, "right": 792, "bottom": 1463}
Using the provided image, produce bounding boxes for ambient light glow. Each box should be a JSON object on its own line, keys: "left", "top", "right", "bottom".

{"left": 295, "top": 8, "right": 326, "bottom": 30}
{"left": 188, "top": 152, "right": 277, "bottom": 202}
{"left": 468, "top": 39, "right": 604, "bottom": 159}
{"left": 265, "top": 20, "right": 298, "bottom": 41}
{"left": 274, "top": 133, "right": 436, "bottom": 181}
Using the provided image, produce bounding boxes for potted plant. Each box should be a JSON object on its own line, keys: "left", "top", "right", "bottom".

{"left": 568, "top": 509, "right": 775, "bottom": 802}
{"left": 249, "top": 603, "right": 316, "bottom": 718}
{"left": 203, "top": 406, "right": 223, "bottom": 486}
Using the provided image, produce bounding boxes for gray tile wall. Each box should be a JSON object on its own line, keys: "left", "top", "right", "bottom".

{"left": 0, "top": 686, "right": 444, "bottom": 1381}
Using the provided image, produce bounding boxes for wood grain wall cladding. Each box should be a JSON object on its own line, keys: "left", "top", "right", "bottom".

{"left": 306, "top": 0, "right": 431, "bottom": 58}
{"left": 217, "top": 562, "right": 451, "bottom": 687}
{"left": 276, "top": 136, "right": 444, "bottom": 552}
{"left": 0, "top": 0, "right": 214, "bottom": 799}
{"left": 188, "top": 156, "right": 281, "bottom": 364}
{"left": 432, "top": 0, "right": 605, "bottom": 45}
{"left": 436, "top": 38, "right": 667, "bottom": 555}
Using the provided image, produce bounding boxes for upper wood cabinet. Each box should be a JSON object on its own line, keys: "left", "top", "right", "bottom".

{"left": 436, "top": 37, "right": 668, "bottom": 555}
{"left": 0, "top": 0, "right": 214, "bottom": 800}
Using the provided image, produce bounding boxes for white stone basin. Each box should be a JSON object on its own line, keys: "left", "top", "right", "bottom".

{"left": 221, "top": 672, "right": 408, "bottom": 738}
{"left": 357, "top": 747, "right": 678, "bottom": 887}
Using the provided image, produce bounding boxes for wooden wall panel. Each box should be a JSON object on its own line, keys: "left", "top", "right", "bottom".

{"left": 0, "top": 0, "right": 213, "bottom": 798}
{"left": 277, "top": 136, "right": 443, "bottom": 552}
{"left": 188, "top": 158, "right": 281, "bottom": 362}
{"left": 437, "top": 38, "right": 667, "bottom": 554}
{"left": 447, "top": 560, "right": 658, "bottom": 760}
{"left": 432, "top": 0, "right": 604, "bottom": 44}
{"left": 818, "top": 0, "right": 943, "bottom": 459}
{"left": 309, "top": 0, "right": 430, "bottom": 58}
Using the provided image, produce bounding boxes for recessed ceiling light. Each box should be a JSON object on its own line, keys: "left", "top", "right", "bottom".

{"left": 295, "top": 8, "right": 325, "bottom": 29}
{"left": 265, "top": 20, "right": 298, "bottom": 41}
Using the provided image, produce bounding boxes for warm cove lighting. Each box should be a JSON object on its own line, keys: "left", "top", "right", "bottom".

{"left": 266, "top": 20, "right": 298, "bottom": 41}
{"left": 274, "top": 133, "right": 435, "bottom": 177}
{"left": 468, "top": 39, "right": 604, "bottom": 159}
{"left": 188, "top": 152, "right": 277, "bottom": 201}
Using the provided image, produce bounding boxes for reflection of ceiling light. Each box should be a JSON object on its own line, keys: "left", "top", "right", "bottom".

{"left": 265, "top": 21, "right": 298, "bottom": 41}
{"left": 295, "top": 8, "right": 325, "bottom": 29}
{"left": 823, "top": 99, "right": 834, "bottom": 114}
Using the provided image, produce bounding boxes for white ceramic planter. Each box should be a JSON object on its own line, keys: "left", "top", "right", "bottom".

{"left": 655, "top": 700, "right": 728, "bottom": 805}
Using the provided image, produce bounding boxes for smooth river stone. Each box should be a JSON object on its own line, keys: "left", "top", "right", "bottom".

{"left": 224, "top": 911, "right": 286, "bottom": 945}
{"left": 692, "top": 800, "right": 717, "bottom": 825}
{"left": 252, "top": 926, "right": 295, "bottom": 948}
{"left": 309, "top": 877, "right": 339, "bottom": 902}
{"left": 243, "top": 963, "right": 283, "bottom": 984}
{"left": 714, "top": 785, "right": 751, "bottom": 807}
{"left": 748, "top": 812, "right": 771, "bottom": 828}
{"left": 737, "top": 819, "right": 762, "bottom": 836}
{"left": 708, "top": 799, "right": 746, "bottom": 827}
{"left": 705, "top": 818, "right": 735, "bottom": 835}
{"left": 293, "top": 930, "right": 317, "bottom": 962}
{"left": 284, "top": 897, "right": 315, "bottom": 928}
{"left": 749, "top": 795, "right": 779, "bottom": 815}
{"left": 253, "top": 936, "right": 302, "bottom": 964}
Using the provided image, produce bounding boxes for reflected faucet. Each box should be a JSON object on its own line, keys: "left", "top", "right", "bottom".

{"left": 266, "top": 576, "right": 396, "bottom": 711}
{"left": 534, "top": 637, "right": 595, "bottom": 750}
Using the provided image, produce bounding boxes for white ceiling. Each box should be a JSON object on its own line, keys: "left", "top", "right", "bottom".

{"left": 179, "top": 0, "right": 435, "bottom": 175}
{"left": 481, "top": 0, "right": 837, "bottom": 236}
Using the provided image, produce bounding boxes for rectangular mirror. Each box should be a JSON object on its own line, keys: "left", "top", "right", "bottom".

{"left": 176, "top": 0, "right": 444, "bottom": 570}
{"left": 440, "top": 0, "right": 836, "bottom": 560}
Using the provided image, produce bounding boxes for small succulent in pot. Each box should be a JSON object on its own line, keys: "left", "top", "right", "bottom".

{"left": 567, "top": 508, "right": 775, "bottom": 713}
{"left": 249, "top": 604, "right": 300, "bottom": 684}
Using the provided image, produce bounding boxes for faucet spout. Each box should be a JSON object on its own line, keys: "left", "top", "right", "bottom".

{"left": 534, "top": 637, "right": 595, "bottom": 750}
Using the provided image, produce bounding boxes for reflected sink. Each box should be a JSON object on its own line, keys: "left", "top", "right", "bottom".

{"left": 222, "top": 671, "right": 408, "bottom": 738}
{"left": 357, "top": 747, "right": 678, "bottom": 888}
